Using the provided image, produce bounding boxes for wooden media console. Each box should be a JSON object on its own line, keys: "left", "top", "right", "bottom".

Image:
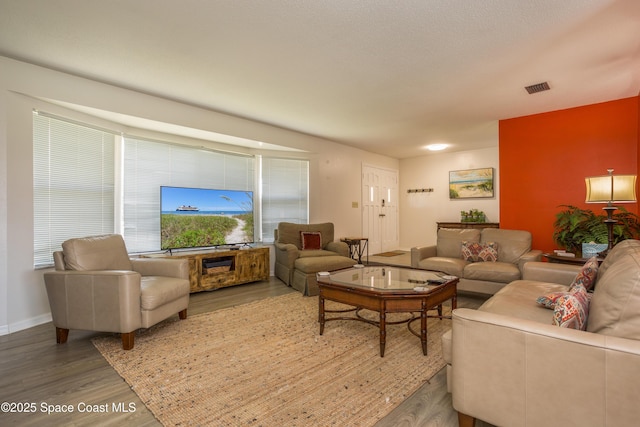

{"left": 142, "top": 246, "right": 269, "bottom": 292}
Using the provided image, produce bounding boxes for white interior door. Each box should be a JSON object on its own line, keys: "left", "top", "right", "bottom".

{"left": 362, "top": 165, "right": 399, "bottom": 255}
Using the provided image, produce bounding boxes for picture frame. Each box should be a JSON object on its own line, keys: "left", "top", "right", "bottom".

{"left": 449, "top": 167, "right": 494, "bottom": 199}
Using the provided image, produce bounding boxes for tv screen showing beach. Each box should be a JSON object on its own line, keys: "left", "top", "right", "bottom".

{"left": 160, "top": 186, "right": 254, "bottom": 250}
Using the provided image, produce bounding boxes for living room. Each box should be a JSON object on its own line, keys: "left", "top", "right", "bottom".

{"left": 1, "top": 2, "right": 640, "bottom": 426}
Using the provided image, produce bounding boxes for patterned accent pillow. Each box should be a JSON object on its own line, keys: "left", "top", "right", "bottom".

{"left": 478, "top": 242, "right": 499, "bottom": 262}
{"left": 461, "top": 241, "right": 498, "bottom": 262}
{"left": 536, "top": 292, "right": 567, "bottom": 309}
{"left": 570, "top": 256, "right": 599, "bottom": 291}
{"left": 552, "top": 284, "right": 591, "bottom": 330}
{"left": 300, "top": 232, "right": 322, "bottom": 250}
{"left": 461, "top": 241, "right": 483, "bottom": 262}
{"left": 537, "top": 256, "right": 599, "bottom": 309}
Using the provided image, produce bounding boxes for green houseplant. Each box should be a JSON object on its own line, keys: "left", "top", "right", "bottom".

{"left": 553, "top": 205, "right": 640, "bottom": 254}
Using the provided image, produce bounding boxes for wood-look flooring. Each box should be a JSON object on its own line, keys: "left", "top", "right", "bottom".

{"left": 0, "top": 277, "right": 493, "bottom": 426}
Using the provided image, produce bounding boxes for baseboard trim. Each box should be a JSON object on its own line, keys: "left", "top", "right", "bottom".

{"left": 0, "top": 313, "right": 52, "bottom": 336}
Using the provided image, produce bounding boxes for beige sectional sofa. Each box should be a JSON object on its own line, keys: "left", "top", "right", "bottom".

{"left": 411, "top": 228, "right": 542, "bottom": 295}
{"left": 274, "top": 222, "right": 356, "bottom": 296}
{"left": 444, "top": 239, "right": 640, "bottom": 427}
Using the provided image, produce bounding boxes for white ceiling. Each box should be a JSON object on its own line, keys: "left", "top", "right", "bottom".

{"left": 1, "top": 0, "right": 639, "bottom": 159}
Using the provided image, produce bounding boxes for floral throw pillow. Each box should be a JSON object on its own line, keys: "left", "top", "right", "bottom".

{"left": 300, "top": 232, "right": 322, "bottom": 250}
{"left": 461, "top": 241, "right": 498, "bottom": 262}
{"left": 552, "top": 284, "right": 591, "bottom": 330}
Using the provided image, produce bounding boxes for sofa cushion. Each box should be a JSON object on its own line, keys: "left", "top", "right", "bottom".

{"left": 478, "top": 280, "right": 567, "bottom": 323}
{"left": 62, "top": 234, "right": 133, "bottom": 271}
{"left": 294, "top": 255, "right": 356, "bottom": 274}
{"left": 298, "top": 249, "right": 341, "bottom": 258}
{"left": 301, "top": 231, "right": 322, "bottom": 250}
{"left": 277, "top": 222, "right": 335, "bottom": 249}
{"left": 418, "top": 257, "right": 467, "bottom": 278}
{"left": 461, "top": 241, "right": 499, "bottom": 262}
{"left": 464, "top": 261, "right": 520, "bottom": 284}
{"left": 596, "top": 239, "right": 640, "bottom": 282}
{"left": 480, "top": 228, "right": 532, "bottom": 265}
{"left": 587, "top": 246, "right": 640, "bottom": 340}
{"left": 436, "top": 228, "right": 480, "bottom": 258}
{"left": 553, "top": 284, "right": 590, "bottom": 330}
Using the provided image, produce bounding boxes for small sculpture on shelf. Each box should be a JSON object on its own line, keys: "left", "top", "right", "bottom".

{"left": 460, "top": 209, "right": 486, "bottom": 223}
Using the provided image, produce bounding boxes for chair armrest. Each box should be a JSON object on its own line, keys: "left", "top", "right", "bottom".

{"left": 274, "top": 242, "right": 299, "bottom": 266}
{"left": 43, "top": 270, "right": 142, "bottom": 332}
{"left": 325, "top": 241, "right": 349, "bottom": 257}
{"left": 522, "top": 261, "right": 581, "bottom": 285}
{"left": 516, "top": 249, "right": 543, "bottom": 273}
{"left": 131, "top": 258, "right": 189, "bottom": 279}
{"left": 410, "top": 245, "right": 437, "bottom": 267}
{"left": 451, "top": 308, "right": 640, "bottom": 427}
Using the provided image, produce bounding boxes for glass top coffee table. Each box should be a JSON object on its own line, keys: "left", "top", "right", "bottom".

{"left": 316, "top": 266, "right": 458, "bottom": 357}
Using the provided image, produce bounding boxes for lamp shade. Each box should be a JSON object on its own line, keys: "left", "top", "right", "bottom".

{"left": 585, "top": 174, "right": 637, "bottom": 203}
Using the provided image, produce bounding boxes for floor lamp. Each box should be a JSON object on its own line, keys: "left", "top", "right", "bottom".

{"left": 585, "top": 169, "right": 637, "bottom": 255}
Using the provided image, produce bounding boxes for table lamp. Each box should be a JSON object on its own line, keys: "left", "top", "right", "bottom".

{"left": 585, "top": 169, "right": 637, "bottom": 254}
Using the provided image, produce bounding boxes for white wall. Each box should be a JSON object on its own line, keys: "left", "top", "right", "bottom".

{"left": 399, "top": 147, "right": 499, "bottom": 249}
{"left": 0, "top": 56, "right": 399, "bottom": 334}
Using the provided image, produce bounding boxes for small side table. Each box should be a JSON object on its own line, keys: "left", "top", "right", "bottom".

{"left": 341, "top": 237, "right": 368, "bottom": 264}
{"left": 543, "top": 253, "right": 603, "bottom": 265}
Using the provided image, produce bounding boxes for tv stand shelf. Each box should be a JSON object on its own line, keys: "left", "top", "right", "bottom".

{"left": 142, "top": 246, "right": 269, "bottom": 292}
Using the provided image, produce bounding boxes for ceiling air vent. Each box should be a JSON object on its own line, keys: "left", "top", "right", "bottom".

{"left": 525, "top": 82, "right": 550, "bottom": 94}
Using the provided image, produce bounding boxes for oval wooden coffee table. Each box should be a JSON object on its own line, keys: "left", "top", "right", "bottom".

{"left": 317, "top": 266, "right": 458, "bottom": 357}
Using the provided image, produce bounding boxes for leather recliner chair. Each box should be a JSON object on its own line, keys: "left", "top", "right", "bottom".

{"left": 44, "top": 234, "right": 190, "bottom": 350}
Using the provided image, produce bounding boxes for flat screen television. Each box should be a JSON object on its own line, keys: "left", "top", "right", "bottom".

{"left": 160, "top": 186, "right": 254, "bottom": 251}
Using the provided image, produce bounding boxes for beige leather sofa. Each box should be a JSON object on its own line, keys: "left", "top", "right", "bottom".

{"left": 274, "top": 222, "right": 356, "bottom": 296}
{"left": 411, "top": 228, "right": 542, "bottom": 294}
{"left": 44, "top": 234, "right": 190, "bottom": 350}
{"left": 444, "top": 239, "right": 640, "bottom": 427}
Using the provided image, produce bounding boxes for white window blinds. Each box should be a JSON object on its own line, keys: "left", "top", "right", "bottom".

{"left": 33, "top": 113, "right": 116, "bottom": 267}
{"left": 122, "top": 137, "right": 255, "bottom": 253}
{"left": 33, "top": 112, "right": 309, "bottom": 264}
{"left": 261, "top": 157, "right": 309, "bottom": 242}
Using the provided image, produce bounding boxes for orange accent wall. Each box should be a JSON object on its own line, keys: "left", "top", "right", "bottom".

{"left": 499, "top": 96, "right": 639, "bottom": 252}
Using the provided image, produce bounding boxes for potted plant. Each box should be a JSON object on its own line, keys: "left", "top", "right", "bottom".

{"left": 552, "top": 205, "right": 640, "bottom": 254}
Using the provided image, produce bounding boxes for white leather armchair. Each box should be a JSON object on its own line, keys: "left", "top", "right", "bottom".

{"left": 44, "top": 234, "right": 190, "bottom": 350}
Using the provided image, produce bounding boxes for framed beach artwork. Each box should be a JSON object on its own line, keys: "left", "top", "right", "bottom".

{"left": 449, "top": 167, "right": 494, "bottom": 199}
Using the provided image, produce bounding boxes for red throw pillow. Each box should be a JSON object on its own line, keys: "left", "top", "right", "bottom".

{"left": 301, "top": 232, "right": 322, "bottom": 250}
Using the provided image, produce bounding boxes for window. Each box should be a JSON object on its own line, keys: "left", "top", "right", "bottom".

{"left": 122, "top": 136, "right": 254, "bottom": 253}
{"left": 33, "top": 112, "right": 116, "bottom": 267}
{"left": 33, "top": 113, "right": 308, "bottom": 266}
{"left": 261, "top": 157, "right": 309, "bottom": 242}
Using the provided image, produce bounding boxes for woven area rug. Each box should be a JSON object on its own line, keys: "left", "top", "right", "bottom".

{"left": 93, "top": 293, "right": 451, "bottom": 426}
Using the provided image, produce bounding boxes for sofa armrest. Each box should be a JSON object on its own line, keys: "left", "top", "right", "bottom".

{"left": 274, "top": 242, "right": 299, "bottom": 266}
{"left": 131, "top": 258, "right": 189, "bottom": 279}
{"left": 516, "top": 249, "right": 542, "bottom": 272}
{"left": 43, "top": 270, "right": 142, "bottom": 332}
{"left": 451, "top": 308, "right": 640, "bottom": 427}
{"left": 410, "top": 245, "right": 437, "bottom": 267}
{"left": 522, "top": 261, "right": 581, "bottom": 285}
{"left": 325, "top": 241, "right": 350, "bottom": 257}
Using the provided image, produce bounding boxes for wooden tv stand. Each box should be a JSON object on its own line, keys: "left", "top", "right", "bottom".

{"left": 142, "top": 246, "right": 269, "bottom": 293}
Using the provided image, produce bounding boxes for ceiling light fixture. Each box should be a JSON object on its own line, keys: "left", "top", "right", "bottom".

{"left": 426, "top": 143, "right": 448, "bottom": 151}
